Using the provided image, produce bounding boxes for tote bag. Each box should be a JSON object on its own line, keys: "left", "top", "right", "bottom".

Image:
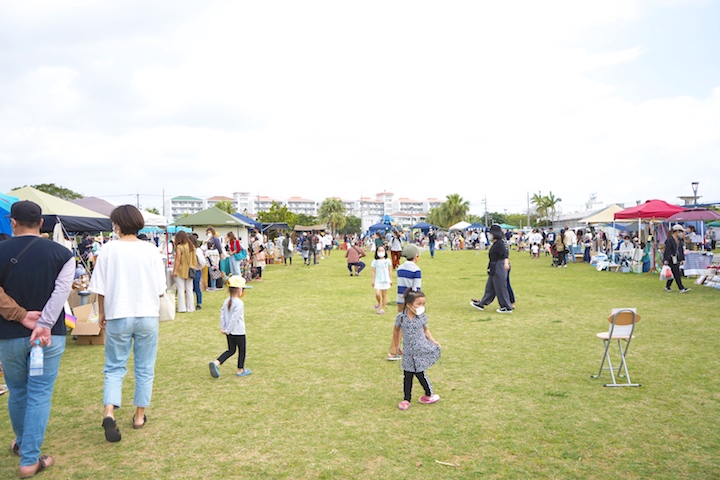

{"left": 159, "top": 292, "right": 176, "bottom": 322}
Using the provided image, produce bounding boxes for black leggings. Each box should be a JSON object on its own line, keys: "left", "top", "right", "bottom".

{"left": 217, "top": 334, "right": 246, "bottom": 369}
{"left": 404, "top": 370, "right": 433, "bottom": 402}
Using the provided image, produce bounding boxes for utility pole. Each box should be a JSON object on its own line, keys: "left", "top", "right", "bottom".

{"left": 527, "top": 191, "right": 530, "bottom": 227}
{"left": 136, "top": 189, "right": 140, "bottom": 209}
{"left": 483, "top": 196, "right": 488, "bottom": 227}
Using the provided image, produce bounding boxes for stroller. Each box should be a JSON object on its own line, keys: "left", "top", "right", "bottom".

{"left": 550, "top": 244, "right": 562, "bottom": 267}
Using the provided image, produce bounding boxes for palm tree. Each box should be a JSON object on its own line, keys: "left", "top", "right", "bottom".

{"left": 545, "top": 191, "right": 562, "bottom": 223}
{"left": 442, "top": 193, "right": 470, "bottom": 227}
{"left": 317, "top": 198, "right": 347, "bottom": 235}
{"left": 531, "top": 191, "right": 548, "bottom": 221}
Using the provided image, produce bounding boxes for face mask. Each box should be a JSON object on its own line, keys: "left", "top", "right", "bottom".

{"left": 207, "top": 233, "right": 212, "bottom": 239}
{"left": 378, "top": 252, "right": 385, "bottom": 258}
{"left": 414, "top": 306, "right": 425, "bottom": 316}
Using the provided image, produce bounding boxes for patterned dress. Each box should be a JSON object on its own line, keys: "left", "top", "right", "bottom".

{"left": 395, "top": 312, "right": 441, "bottom": 372}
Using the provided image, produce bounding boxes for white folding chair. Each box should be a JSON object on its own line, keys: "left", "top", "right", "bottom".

{"left": 591, "top": 308, "right": 641, "bottom": 387}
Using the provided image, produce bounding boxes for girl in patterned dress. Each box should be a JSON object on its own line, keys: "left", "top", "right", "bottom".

{"left": 390, "top": 290, "right": 441, "bottom": 410}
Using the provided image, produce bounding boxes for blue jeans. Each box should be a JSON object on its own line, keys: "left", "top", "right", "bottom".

{"left": 429, "top": 242, "right": 435, "bottom": 258}
{"left": 104, "top": 317, "right": 158, "bottom": 409}
{"left": 193, "top": 269, "right": 203, "bottom": 306}
{"left": 0, "top": 335, "right": 66, "bottom": 467}
{"left": 229, "top": 256, "right": 240, "bottom": 276}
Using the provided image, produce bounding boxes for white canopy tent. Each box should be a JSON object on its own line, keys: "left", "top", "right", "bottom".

{"left": 449, "top": 221, "right": 472, "bottom": 231}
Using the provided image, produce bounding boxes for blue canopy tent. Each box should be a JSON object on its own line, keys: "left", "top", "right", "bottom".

{"left": 381, "top": 214, "right": 393, "bottom": 224}
{"left": 0, "top": 193, "right": 18, "bottom": 235}
{"left": 368, "top": 222, "right": 391, "bottom": 233}
{"left": 410, "top": 222, "right": 439, "bottom": 232}
{"left": 233, "top": 213, "right": 262, "bottom": 231}
{"left": 468, "top": 222, "right": 485, "bottom": 230}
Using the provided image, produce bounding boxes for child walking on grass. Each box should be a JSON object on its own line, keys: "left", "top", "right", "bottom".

{"left": 209, "top": 276, "right": 252, "bottom": 378}
{"left": 391, "top": 289, "right": 441, "bottom": 410}
{"left": 371, "top": 245, "right": 392, "bottom": 314}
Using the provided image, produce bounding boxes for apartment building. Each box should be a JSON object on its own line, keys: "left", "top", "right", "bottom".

{"left": 170, "top": 196, "right": 204, "bottom": 218}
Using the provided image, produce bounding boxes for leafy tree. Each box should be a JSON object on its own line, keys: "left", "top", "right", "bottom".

{"left": 145, "top": 207, "right": 160, "bottom": 215}
{"left": 214, "top": 200, "right": 236, "bottom": 214}
{"left": 317, "top": 198, "right": 347, "bottom": 235}
{"left": 426, "top": 207, "right": 444, "bottom": 228}
{"left": 257, "top": 202, "right": 296, "bottom": 226}
{"left": 15, "top": 183, "right": 82, "bottom": 200}
{"left": 338, "top": 215, "right": 362, "bottom": 235}
{"left": 294, "top": 213, "right": 318, "bottom": 228}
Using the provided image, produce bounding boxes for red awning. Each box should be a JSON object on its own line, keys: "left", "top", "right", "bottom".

{"left": 613, "top": 199, "right": 685, "bottom": 220}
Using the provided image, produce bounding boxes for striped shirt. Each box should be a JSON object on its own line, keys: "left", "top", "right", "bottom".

{"left": 396, "top": 261, "right": 422, "bottom": 304}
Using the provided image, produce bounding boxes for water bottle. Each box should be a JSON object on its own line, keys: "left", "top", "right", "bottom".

{"left": 29, "top": 340, "right": 43, "bottom": 377}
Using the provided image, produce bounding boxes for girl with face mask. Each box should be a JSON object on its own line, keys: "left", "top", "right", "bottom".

{"left": 371, "top": 246, "right": 392, "bottom": 314}
{"left": 391, "top": 289, "right": 441, "bottom": 410}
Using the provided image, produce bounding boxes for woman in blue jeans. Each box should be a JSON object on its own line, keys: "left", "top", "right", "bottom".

{"left": 90, "top": 205, "right": 167, "bottom": 442}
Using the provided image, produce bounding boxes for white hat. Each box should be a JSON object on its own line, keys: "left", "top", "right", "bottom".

{"left": 671, "top": 224, "right": 685, "bottom": 232}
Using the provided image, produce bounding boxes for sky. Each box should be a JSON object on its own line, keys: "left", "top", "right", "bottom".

{"left": 1, "top": 0, "right": 719, "bottom": 217}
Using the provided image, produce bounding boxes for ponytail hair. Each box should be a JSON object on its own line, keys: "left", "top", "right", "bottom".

{"left": 227, "top": 286, "right": 243, "bottom": 310}
{"left": 403, "top": 289, "right": 425, "bottom": 311}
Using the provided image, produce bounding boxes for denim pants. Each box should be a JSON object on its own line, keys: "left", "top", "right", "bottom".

{"left": 0, "top": 335, "right": 66, "bottom": 467}
{"left": 193, "top": 269, "right": 203, "bottom": 306}
{"left": 229, "top": 256, "right": 241, "bottom": 276}
{"left": 103, "top": 317, "right": 159, "bottom": 409}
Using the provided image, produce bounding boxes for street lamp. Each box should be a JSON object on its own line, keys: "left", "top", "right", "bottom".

{"left": 691, "top": 182, "right": 699, "bottom": 207}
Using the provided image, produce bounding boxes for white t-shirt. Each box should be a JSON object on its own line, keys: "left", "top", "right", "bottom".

{"left": 90, "top": 240, "right": 167, "bottom": 320}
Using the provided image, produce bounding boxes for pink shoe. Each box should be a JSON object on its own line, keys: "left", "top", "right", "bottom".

{"left": 374, "top": 304, "right": 380, "bottom": 309}
{"left": 398, "top": 400, "right": 411, "bottom": 410}
{"left": 419, "top": 394, "right": 440, "bottom": 404}
{"left": 377, "top": 309, "right": 385, "bottom": 314}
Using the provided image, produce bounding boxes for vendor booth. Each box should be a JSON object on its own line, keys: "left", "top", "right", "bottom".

{"left": 9, "top": 186, "right": 112, "bottom": 233}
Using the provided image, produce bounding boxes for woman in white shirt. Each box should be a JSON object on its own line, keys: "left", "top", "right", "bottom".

{"left": 90, "top": 205, "right": 166, "bottom": 443}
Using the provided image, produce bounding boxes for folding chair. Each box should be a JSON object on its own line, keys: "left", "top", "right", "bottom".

{"left": 591, "top": 308, "right": 641, "bottom": 387}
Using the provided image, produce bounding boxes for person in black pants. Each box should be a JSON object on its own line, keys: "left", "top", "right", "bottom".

{"left": 664, "top": 225, "right": 689, "bottom": 293}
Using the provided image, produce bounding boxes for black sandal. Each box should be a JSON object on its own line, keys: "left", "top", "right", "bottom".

{"left": 102, "top": 417, "right": 121, "bottom": 442}
{"left": 19, "top": 455, "right": 53, "bottom": 479}
{"left": 132, "top": 414, "right": 147, "bottom": 429}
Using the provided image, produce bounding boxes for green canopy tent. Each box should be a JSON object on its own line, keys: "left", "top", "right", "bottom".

{"left": 498, "top": 223, "right": 518, "bottom": 230}
{"left": 170, "top": 207, "right": 253, "bottom": 245}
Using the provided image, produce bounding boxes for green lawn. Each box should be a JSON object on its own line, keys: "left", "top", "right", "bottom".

{"left": 2, "top": 248, "right": 719, "bottom": 479}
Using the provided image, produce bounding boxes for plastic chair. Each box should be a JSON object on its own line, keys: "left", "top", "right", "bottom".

{"left": 591, "top": 308, "right": 641, "bottom": 387}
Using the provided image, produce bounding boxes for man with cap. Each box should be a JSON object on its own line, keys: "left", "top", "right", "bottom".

{"left": 0, "top": 200, "right": 74, "bottom": 478}
{"left": 387, "top": 243, "right": 422, "bottom": 360}
{"left": 664, "top": 224, "right": 690, "bottom": 293}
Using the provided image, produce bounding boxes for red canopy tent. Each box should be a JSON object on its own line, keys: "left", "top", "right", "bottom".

{"left": 614, "top": 199, "right": 685, "bottom": 220}
{"left": 614, "top": 200, "right": 685, "bottom": 274}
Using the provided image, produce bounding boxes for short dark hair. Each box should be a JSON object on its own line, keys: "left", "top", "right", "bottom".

{"left": 110, "top": 205, "right": 145, "bottom": 236}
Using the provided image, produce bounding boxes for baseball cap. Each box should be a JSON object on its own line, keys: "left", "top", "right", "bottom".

{"left": 10, "top": 200, "right": 42, "bottom": 223}
{"left": 401, "top": 243, "right": 421, "bottom": 259}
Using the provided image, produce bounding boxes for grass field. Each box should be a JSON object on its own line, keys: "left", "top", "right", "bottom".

{"left": 1, "top": 247, "right": 719, "bottom": 479}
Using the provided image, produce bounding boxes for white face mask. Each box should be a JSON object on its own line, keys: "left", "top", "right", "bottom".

{"left": 207, "top": 233, "right": 212, "bottom": 239}
{"left": 414, "top": 306, "right": 425, "bottom": 316}
{"left": 378, "top": 252, "right": 385, "bottom": 258}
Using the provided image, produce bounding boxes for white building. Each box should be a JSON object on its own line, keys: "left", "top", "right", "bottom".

{"left": 170, "top": 196, "right": 204, "bottom": 218}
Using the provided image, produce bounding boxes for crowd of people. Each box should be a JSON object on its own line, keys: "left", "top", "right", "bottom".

{"left": 0, "top": 200, "right": 714, "bottom": 476}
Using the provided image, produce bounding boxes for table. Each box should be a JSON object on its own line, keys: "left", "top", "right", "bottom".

{"left": 682, "top": 252, "right": 714, "bottom": 276}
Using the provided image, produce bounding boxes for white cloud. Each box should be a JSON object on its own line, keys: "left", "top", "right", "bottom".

{"left": 1, "top": 0, "right": 718, "bottom": 214}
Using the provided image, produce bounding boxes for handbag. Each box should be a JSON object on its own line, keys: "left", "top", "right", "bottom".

{"left": 210, "top": 267, "right": 222, "bottom": 280}
{"left": 659, "top": 265, "right": 673, "bottom": 281}
{"left": 233, "top": 249, "right": 247, "bottom": 261}
{"left": 159, "top": 292, "right": 176, "bottom": 321}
